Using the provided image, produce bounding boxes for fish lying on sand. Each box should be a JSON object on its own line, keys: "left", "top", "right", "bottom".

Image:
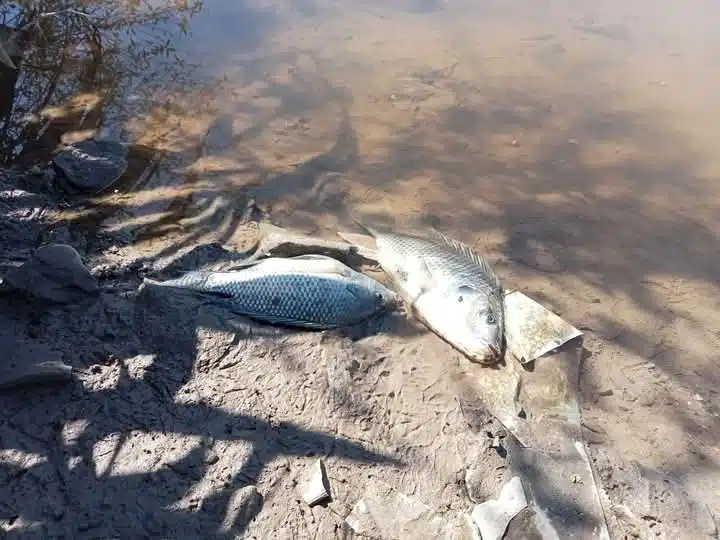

{"left": 141, "top": 254, "right": 399, "bottom": 330}
{"left": 345, "top": 220, "right": 505, "bottom": 365}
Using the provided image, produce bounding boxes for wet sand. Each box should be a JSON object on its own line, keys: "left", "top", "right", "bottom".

{"left": 1, "top": 0, "right": 719, "bottom": 537}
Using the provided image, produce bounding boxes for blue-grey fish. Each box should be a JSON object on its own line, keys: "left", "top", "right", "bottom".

{"left": 141, "top": 254, "right": 399, "bottom": 329}
{"left": 345, "top": 220, "right": 505, "bottom": 365}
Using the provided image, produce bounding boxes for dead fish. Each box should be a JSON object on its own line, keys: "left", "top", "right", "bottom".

{"left": 141, "top": 254, "right": 399, "bottom": 329}
{"left": 347, "top": 220, "right": 505, "bottom": 365}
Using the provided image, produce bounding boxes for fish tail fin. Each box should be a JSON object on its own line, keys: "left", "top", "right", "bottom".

{"left": 336, "top": 230, "right": 376, "bottom": 251}
{"left": 349, "top": 213, "right": 379, "bottom": 238}
{"left": 145, "top": 270, "right": 215, "bottom": 292}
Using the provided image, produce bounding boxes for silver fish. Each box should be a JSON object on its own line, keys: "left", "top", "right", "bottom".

{"left": 350, "top": 221, "right": 505, "bottom": 365}
{"left": 142, "top": 254, "right": 398, "bottom": 329}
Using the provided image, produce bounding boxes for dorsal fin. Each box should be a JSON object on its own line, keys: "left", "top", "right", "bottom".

{"left": 426, "top": 229, "right": 502, "bottom": 290}
{"left": 230, "top": 255, "right": 354, "bottom": 278}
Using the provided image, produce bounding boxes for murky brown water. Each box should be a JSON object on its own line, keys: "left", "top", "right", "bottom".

{"left": 2, "top": 6, "right": 719, "bottom": 255}
{"left": 3, "top": 1, "right": 719, "bottom": 227}
{"left": 4, "top": 0, "right": 720, "bottom": 312}
{"left": 2, "top": 1, "right": 719, "bottom": 264}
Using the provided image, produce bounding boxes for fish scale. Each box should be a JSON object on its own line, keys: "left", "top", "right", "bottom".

{"left": 377, "top": 230, "right": 501, "bottom": 296}
{"left": 142, "top": 255, "right": 398, "bottom": 330}
{"left": 225, "top": 273, "right": 341, "bottom": 326}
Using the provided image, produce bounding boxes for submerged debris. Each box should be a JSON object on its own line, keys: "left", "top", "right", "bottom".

{"left": 258, "top": 223, "right": 380, "bottom": 269}
{"left": 53, "top": 139, "right": 129, "bottom": 194}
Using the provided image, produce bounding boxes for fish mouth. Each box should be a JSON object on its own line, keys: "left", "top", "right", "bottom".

{"left": 472, "top": 344, "right": 502, "bottom": 366}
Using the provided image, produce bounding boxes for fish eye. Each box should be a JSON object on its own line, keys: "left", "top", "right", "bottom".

{"left": 375, "top": 292, "right": 384, "bottom": 303}
{"left": 458, "top": 295, "right": 464, "bottom": 303}
{"left": 486, "top": 312, "right": 496, "bottom": 324}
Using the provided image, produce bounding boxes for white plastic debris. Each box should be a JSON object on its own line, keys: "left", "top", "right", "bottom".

{"left": 471, "top": 476, "right": 528, "bottom": 540}
{"left": 503, "top": 290, "right": 583, "bottom": 364}
{"left": 298, "top": 459, "right": 331, "bottom": 507}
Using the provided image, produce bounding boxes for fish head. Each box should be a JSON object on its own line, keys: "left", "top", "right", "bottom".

{"left": 345, "top": 281, "right": 401, "bottom": 312}
{"left": 454, "top": 285, "right": 504, "bottom": 365}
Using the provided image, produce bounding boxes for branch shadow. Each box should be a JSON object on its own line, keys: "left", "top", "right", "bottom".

{"left": 0, "top": 4, "right": 413, "bottom": 537}
{"left": 0, "top": 283, "right": 404, "bottom": 537}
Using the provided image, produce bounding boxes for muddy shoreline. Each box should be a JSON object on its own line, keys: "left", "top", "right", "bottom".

{"left": 1, "top": 163, "right": 718, "bottom": 539}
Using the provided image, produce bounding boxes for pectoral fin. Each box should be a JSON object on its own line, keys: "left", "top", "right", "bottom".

{"left": 399, "top": 257, "right": 437, "bottom": 304}
{"left": 415, "top": 257, "right": 436, "bottom": 289}
{"left": 245, "top": 312, "right": 336, "bottom": 329}
{"left": 344, "top": 282, "right": 368, "bottom": 299}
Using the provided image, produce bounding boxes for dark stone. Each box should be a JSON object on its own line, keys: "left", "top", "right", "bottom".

{"left": 53, "top": 139, "right": 128, "bottom": 193}
{"left": 1, "top": 243, "right": 99, "bottom": 303}
{"left": 0, "top": 327, "right": 73, "bottom": 390}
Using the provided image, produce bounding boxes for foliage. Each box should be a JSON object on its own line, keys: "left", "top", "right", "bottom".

{"left": 0, "top": 0, "right": 205, "bottom": 164}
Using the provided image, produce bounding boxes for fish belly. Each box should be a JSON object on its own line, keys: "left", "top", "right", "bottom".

{"left": 412, "top": 286, "right": 459, "bottom": 336}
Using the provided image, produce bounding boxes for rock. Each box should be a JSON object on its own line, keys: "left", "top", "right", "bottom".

{"left": 507, "top": 224, "right": 568, "bottom": 273}
{"left": 1, "top": 243, "right": 99, "bottom": 303}
{"left": 0, "top": 328, "right": 73, "bottom": 390}
{"left": 345, "top": 479, "right": 478, "bottom": 539}
{"left": 0, "top": 360, "right": 73, "bottom": 389}
{"left": 471, "top": 476, "right": 528, "bottom": 540}
{"left": 52, "top": 138, "right": 128, "bottom": 193}
{"left": 298, "top": 459, "right": 332, "bottom": 506}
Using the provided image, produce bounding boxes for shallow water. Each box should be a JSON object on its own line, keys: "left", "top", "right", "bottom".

{"left": 3, "top": 0, "right": 720, "bottom": 294}
{"left": 3, "top": 1, "right": 719, "bottom": 227}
